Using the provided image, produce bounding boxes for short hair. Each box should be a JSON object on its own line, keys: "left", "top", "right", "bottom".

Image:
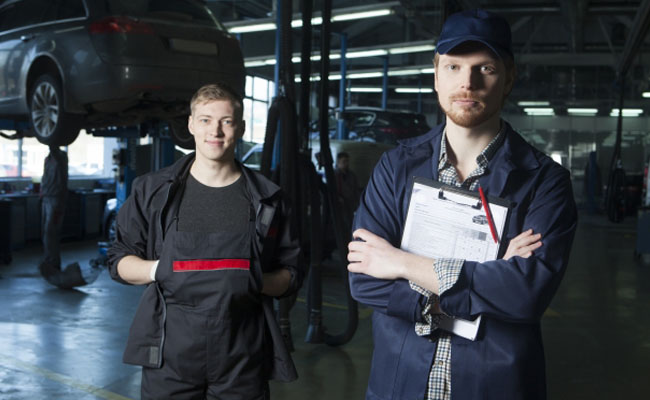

{"left": 190, "top": 83, "right": 243, "bottom": 120}
{"left": 337, "top": 151, "right": 350, "bottom": 161}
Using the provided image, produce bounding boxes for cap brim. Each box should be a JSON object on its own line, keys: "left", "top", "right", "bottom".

{"left": 436, "top": 36, "right": 511, "bottom": 59}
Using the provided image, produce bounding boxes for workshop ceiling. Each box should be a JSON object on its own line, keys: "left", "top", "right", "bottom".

{"left": 207, "top": 0, "right": 650, "bottom": 117}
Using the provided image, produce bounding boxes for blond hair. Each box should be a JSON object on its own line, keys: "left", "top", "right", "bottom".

{"left": 190, "top": 83, "right": 243, "bottom": 120}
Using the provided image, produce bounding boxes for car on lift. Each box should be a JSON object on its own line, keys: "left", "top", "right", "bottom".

{"left": 0, "top": 0, "right": 245, "bottom": 148}
{"left": 310, "top": 106, "right": 431, "bottom": 145}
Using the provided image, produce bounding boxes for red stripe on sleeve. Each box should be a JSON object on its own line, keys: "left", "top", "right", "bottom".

{"left": 173, "top": 259, "right": 250, "bottom": 272}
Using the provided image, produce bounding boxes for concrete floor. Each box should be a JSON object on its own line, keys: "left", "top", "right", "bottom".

{"left": 0, "top": 211, "right": 649, "bottom": 399}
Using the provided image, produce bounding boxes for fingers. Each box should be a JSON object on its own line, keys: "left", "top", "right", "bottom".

{"left": 352, "top": 228, "right": 383, "bottom": 245}
{"left": 503, "top": 229, "right": 543, "bottom": 260}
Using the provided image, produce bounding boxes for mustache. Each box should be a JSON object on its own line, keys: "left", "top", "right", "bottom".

{"left": 450, "top": 95, "right": 483, "bottom": 102}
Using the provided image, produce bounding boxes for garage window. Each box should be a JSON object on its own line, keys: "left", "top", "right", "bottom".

{"left": 0, "top": 133, "right": 118, "bottom": 180}
{"left": 243, "top": 75, "right": 274, "bottom": 143}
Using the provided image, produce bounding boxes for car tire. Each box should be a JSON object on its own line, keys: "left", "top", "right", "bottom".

{"left": 29, "top": 74, "right": 81, "bottom": 146}
{"left": 169, "top": 115, "right": 195, "bottom": 150}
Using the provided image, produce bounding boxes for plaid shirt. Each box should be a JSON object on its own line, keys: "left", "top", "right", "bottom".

{"left": 409, "top": 124, "right": 505, "bottom": 400}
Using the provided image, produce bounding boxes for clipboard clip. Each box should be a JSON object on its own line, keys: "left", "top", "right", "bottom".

{"left": 438, "top": 189, "right": 482, "bottom": 210}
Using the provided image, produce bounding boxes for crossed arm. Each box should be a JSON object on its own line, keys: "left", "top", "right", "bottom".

{"left": 347, "top": 228, "right": 542, "bottom": 295}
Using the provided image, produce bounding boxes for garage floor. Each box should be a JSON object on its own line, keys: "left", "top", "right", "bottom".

{"left": 0, "top": 211, "right": 649, "bottom": 399}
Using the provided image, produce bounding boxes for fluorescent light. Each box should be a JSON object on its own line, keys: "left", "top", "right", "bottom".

{"left": 567, "top": 108, "right": 598, "bottom": 115}
{"left": 346, "top": 49, "right": 388, "bottom": 58}
{"left": 387, "top": 69, "right": 422, "bottom": 76}
{"left": 226, "top": 5, "right": 393, "bottom": 34}
{"left": 518, "top": 101, "right": 550, "bottom": 107}
{"left": 610, "top": 108, "right": 643, "bottom": 117}
{"left": 348, "top": 87, "right": 383, "bottom": 93}
{"left": 229, "top": 23, "right": 276, "bottom": 34}
{"left": 388, "top": 44, "right": 436, "bottom": 55}
{"left": 524, "top": 108, "right": 554, "bottom": 116}
{"left": 420, "top": 67, "right": 436, "bottom": 74}
{"left": 290, "top": 17, "right": 323, "bottom": 28}
{"left": 347, "top": 72, "right": 384, "bottom": 79}
{"left": 244, "top": 60, "right": 267, "bottom": 68}
{"left": 332, "top": 9, "right": 392, "bottom": 22}
{"left": 643, "top": 92, "right": 650, "bottom": 98}
{"left": 395, "top": 88, "right": 433, "bottom": 93}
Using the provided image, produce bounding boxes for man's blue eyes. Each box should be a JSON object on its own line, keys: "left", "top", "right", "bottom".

{"left": 445, "top": 65, "right": 495, "bottom": 72}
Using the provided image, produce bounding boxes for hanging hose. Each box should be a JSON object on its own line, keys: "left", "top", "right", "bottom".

{"left": 316, "top": 0, "right": 358, "bottom": 346}
{"left": 259, "top": 0, "right": 301, "bottom": 352}
{"left": 606, "top": 78, "right": 627, "bottom": 222}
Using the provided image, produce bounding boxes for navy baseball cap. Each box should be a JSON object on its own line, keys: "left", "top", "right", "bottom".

{"left": 436, "top": 9, "right": 513, "bottom": 59}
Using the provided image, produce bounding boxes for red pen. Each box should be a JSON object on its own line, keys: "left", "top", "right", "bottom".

{"left": 478, "top": 186, "right": 498, "bottom": 244}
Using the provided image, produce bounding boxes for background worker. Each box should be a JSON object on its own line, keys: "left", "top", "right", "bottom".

{"left": 347, "top": 9, "right": 577, "bottom": 400}
{"left": 39, "top": 145, "right": 68, "bottom": 279}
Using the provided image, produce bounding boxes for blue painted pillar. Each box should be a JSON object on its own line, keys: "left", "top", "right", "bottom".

{"left": 115, "top": 138, "right": 137, "bottom": 208}
{"left": 337, "top": 33, "right": 348, "bottom": 140}
{"left": 417, "top": 78, "right": 422, "bottom": 114}
{"left": 382, "top": 57, "right": 388, "bottom": 109}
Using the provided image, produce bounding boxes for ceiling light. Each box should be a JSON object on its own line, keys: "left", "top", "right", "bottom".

{"left": 331, "top": 9, "right": 392, "bottom": 22}
{"left": 348, "top": 87, "right": 383, "bottom": 93}
{"left": 643, "top": 92, "right": 650, "bottom": 98}
{"left": 395, "top": 88, "right": 434, "bottom": 93}
{"left": 244, "top": 60, "right": 267, "bottom": 68}
{"left": 290, "top": 17, "right": 323, "bottom": 28}
{"left": 225, "top": 4, "right": 395, "bottom": 34}
{"left": 347, "top": 72, "right": 384, "bottom": 79}
{"left": 229, "top": 23, "right": 276, "bottom": 34}
{"left": 420, "top": 67, "right": 436, "bottom": 74}
{"left": 518, "top": 101, "right": 550, "bottom": 107}
{"left": 388, "top": 44, "right": 436, "bottom": 55}
{"left": 567, "top": 108, "right": 598, "bottom": 115}
{"left": 387, "top": 69, "right": 422, "bottom": 76}
{"left": 524, "top": 108, "right": 555, "bottom": 116}
{"left": 346, "top": 49, "right": 388, "bottom": 58}
{"left": 610, "top": 108, "right": 643, "bottom": 117}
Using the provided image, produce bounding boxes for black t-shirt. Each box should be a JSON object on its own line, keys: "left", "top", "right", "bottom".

{"left": 177, "top": 173, "right": 250, "bottom": 233}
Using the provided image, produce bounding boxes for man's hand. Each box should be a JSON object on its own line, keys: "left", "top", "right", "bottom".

{"left": 503, "top": 229, "right": 542, "bottom": 260}
{"left": 347, "top": 228, "right": 410, "bottom": 280}
{"left": 261, "top": 268, "right": 291, "bottom": 297}
{"left": 347, "top": 228, "right": 441, "bottom": 296}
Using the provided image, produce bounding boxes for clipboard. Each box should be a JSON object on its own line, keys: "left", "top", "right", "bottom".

{"left": 400, "top": 176, "right": 511, "bottom": 340}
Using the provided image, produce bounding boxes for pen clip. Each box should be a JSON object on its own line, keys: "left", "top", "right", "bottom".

{"left": 438, "top": 189, "right": 482, "bottom": 209}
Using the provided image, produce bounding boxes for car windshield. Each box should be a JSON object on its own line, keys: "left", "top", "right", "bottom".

{"left": 106, "top": 0, "right": 221, "bottom": 28}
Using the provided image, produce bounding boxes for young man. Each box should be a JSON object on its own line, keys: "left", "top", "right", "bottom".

{"left": 347, "top": 9, "right": 577, "bottom": 400}
{"left": 108, "top": 83, "right": 302, "bottom": 399}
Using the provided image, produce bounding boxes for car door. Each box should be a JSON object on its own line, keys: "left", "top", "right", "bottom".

{"left": 0, "top": 0, "right": 56, "bottom": 116}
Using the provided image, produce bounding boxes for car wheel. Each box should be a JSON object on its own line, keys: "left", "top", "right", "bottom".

{"left": 169, "top": 115, "right": 195, "bottom": 150}
{"left": 29, "top": 75, "right": 81, "bottom": 146}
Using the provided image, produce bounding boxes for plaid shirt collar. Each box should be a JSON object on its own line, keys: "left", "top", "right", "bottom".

{"left": 438, "top": 121, "right": 506, "bottom": 184}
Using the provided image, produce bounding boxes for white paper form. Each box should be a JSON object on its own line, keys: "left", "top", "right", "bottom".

{"left": 400, "top": 177, "right": 510, "bottom": 341}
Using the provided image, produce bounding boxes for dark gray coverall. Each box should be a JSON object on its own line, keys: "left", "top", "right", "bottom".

{"left": 107, "top": 153, "right": 302, "bottom": 399}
